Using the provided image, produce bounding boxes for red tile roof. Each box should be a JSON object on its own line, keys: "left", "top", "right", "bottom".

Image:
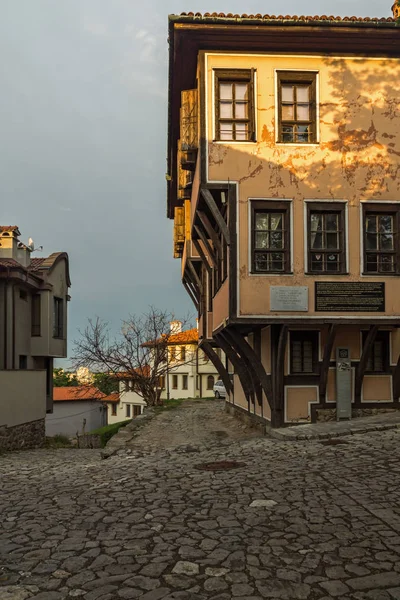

{"left": 168, "top": 328, "right": 198, "bottom": 345}
{"left": 0, "top": 226, "right": 20, "bottom": 233}
{"left": 176, "top": 12, "right": 396, "bottom": 24}
{"left": 0, "top": 259, "right": 24, "bottom": 269}
{"left": 29, "top": 258, "right": 46, "bottom": 271}
{"left": 103, "top": 393, "right": 120, "bottom": 403}
{"left": 53, "top": 386, "right": 106, "bottom": 402}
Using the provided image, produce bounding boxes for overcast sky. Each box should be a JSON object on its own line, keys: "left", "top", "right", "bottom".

{"left": 0, "top": 0, "right": 387, "bottom": 356}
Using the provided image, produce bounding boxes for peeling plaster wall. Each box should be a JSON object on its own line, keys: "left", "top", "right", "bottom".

{"left": 205, "top": 54, "right": 400, "bottom": 317}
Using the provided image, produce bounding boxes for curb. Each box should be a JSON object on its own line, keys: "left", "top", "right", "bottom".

{"left": 266, "top": 421, "right": 400, "bottom": 442}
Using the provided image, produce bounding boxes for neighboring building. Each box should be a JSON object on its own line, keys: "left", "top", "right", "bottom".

{"left": 160, "top": 321, "right": 223, "bottom": 400}
{"left": 104, "top": 378, "right": 146, "bottom": 425}
{"left": 0, "top": 226, "right": 71, "bottom": 450}
{"left": 46, "top": 387, "right": 107, "bottom": 437}
{"left": 166, "top": 7, "right": 400, "bottom": 427}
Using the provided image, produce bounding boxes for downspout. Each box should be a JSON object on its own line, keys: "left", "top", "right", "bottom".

{"left": 3, "top": 269, "right": 10, "bottom": 369}
{"left": 12, "top": 283, "right": 16, "bottom": 369}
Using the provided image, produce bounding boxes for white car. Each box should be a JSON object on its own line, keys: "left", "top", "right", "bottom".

{"left": 213, "top": 380, "right": 226, "bottom": 399}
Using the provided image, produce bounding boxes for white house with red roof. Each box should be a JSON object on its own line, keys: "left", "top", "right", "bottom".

{"left": 46, "top": 386, "right": 107, "bottom": 437}
{"left": 0, "top": 225, "right": 71, "bottom": 450}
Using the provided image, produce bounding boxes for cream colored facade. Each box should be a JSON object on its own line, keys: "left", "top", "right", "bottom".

{"left": 167, "top": 8, "right": 400, "bottom": 427}
{"left": 0, "top": 226, "right": 71, "bottom": 447}
{"left": 106, "top": 381, "right": 146, "bottom": 426}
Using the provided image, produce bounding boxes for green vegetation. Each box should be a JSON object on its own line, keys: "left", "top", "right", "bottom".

{"left": 91, "top": 420, "right": 131, "bottom": 447}
{"left": 154, "top": 398, "right": 184, "bottom": 412}
{"left": 53, "top": 368, "right": 79, "bottom": 387}
{"left": 45, "top": 434, "right": 72, "bottom": 448}
{"left": 92, "top": 373, "right": 118, "bottom": 396}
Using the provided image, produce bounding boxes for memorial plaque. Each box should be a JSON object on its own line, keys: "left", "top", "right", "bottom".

{"left": 270, "top": 286, "right": 308, "bottom": 312}
{"left": 315, "top": 282, "right": 385, "bottom": 312}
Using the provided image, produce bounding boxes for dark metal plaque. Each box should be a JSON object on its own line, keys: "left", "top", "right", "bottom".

{"left": 315, "top": 282, "right": 385, "bottom": 312}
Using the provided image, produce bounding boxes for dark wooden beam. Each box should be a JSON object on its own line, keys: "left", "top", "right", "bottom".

{"left": 355, "top": 325, "right": 379, "bottom": 403}
{"left": 182, "top": 279, "right": 199, "bottom": 311}
{"left": 223, "top": 329, "right": 258, "bottom": 408}
{"left": 186, "top": 259, "right": 202, "bottom": 291}
{"left": 319, "top": 324, "right": 337, "bottom": 403}
{"left": 215, "top": 332, "right": 253, "bottom": 411}
{"left": 194, "top": 225, "right": 218, "bottom": 268}
{"left": 192, "top": 238, "right": 212, "bottom": 274}
{"left": 228, "top": 328, "right": 272, "bottom": 407}
{"left": 394, "top": 353, "right": 400, "bottom": 401}
{"left": 271, "top": 325, "right": 288, "bottom": 428}
{"left": 201, "top": 188, "right": 230, "bottom": 245}
{"left": 200, "top": 341, "right": 233, "bottom": 395}
{"left": 197, "top": 211, "right": 223, "bottom": 255}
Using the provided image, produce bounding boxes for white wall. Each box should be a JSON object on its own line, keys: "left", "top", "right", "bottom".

{"left": 46, "top": 400, "right": 106, "bottom": 437}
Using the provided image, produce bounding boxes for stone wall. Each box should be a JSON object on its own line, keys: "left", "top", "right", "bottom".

{"left": 225, "top": 402, "right": 267, "bottom": 434}
{"left": 315, "top": 407, "right": 400, "bottom": 423}
{"left": 0, "top": 419, "right": 45, "bottom": 451}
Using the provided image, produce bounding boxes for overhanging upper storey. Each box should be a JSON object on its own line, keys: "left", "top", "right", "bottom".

{"left": 167, "top": 11, "right": 400, "bottom": 219}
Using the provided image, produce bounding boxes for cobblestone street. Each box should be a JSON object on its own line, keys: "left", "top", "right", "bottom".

{"left": 2, "top": 400, "right": 400, "bottom": 600}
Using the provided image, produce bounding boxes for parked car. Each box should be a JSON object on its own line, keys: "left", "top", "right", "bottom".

{"left": 213, "top": 380, "right": 226, "bottom": 399}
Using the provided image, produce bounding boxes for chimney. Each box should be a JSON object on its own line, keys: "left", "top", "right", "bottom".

{"left": 0, "top": 226, "right": 21, "bottom": 262}
{"left": 392, "top": 2, "right": 400, "bottom": 18}
{"left": 170, "top": 320, "right": 183, "bottom": 334}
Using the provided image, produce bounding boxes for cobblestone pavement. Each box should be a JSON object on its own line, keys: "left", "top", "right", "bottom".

{"left": 2, "top": 401, "right": 400, "bottom": 600}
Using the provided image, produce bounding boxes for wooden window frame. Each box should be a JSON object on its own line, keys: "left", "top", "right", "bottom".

{"left": 290, "top": 331, "right": 319, "bottom": 375}
{"left": 111, "top": 404, "right": 117, "bottom": 417}
{"left": 362, "top": 204, "right": 400, "bottom": 275}
{"left": 126, "top": 404, "right": 131, "bottom": 418}
{"left": 277, "top": 71, "right": 317, "bottom": 144}
{"left": 53, "top": 297, "right": 64, "bottom": 339}
{"left": 182, "top": 374, "right": 188, "bottom": 390}
{"left": 133, "top": 405, "right": 141, "bottom": 417}
{"left": 207, "top": 375, "right": 215, "bottom": 390}
{"left": 362, "top": 330, "right": 390, "bottom": 374}
{"left": 31, "top": 294, "right": 41, "bottom": 337}
{"left": 172, "top": 374, "right": 178, "bottom": 390}
{"left": 251, "top": 201, "right": 291, "bottom": 274}
{"left": 214, "top": 69, "right": 255, "bottom": 142}
{"left": 307, "top": 202, "right": 346, "bottom": 274}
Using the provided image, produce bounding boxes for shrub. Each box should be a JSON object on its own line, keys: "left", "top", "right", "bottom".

{"left": 90, "top": 420, "right": 131, "bottom": 447}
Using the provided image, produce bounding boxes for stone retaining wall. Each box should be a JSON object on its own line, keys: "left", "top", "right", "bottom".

{"left": 225, "top": 402, "right": 268, "bottom": 434}
{"left": 0, "top": 419, "right": 45, "bottom": 451}
{"left": 315, "top": 407, "right": 400, "bottom": 423}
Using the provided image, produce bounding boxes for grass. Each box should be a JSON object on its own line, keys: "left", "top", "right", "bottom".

{"left": 90, "top": 420, "right": 132, "bottom": 448}
{"left": 154, "top": 398, "right": 184, "bottom": 413}
{"left": 45, "top": 434, "right": 72, "bottom": 449}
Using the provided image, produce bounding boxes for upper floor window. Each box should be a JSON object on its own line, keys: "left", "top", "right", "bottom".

{"left": 363, "top": 205, "right": 399, "bottom": 274}
{"left": 53, "top": 297, "right": 64, "bottom": 339}
{"left": 251, "top": 201, "right": 291, "bottom": 274}
{"left": 180, "top": 346, "right": 186, "bottom": 361}
{"left": 307, "top": 203, "right": 346, "bottom": 274}
{"left": 277, "top": 71, "right": 317, "bottom": 144}
{"left": 31, "top": 294, "right": 41, "bottom": 336}
{"left": 215, "top": 69, "right": 255, "bottom": 142}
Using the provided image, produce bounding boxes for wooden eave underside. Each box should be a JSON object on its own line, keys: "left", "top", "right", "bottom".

{"left": 167, "top": 22, "right": 400, "bottom": 218}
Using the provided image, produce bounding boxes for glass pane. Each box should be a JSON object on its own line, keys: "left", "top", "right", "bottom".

{"left": 235, "top": 123, "right": 248, "bottom": 140}
{"left": 297, "top": 104, "right": 310, "bottom": 120}
{"left": 380, "top": 255, "right": 395, "bottom": 272}
{"left": 327, "top": 233, "right": 339, "bottom": 249}
{"left": 326, "top": 213, "right": 338, "bottom": 231}
{"left": 380, "top": 234, "right": 394, "bottom": 251}
{"left": 296, "top": 125, "right": 310, "bottom": 143}
{"left": 312, "top": 233, "right": 324, "bottom": 249}
{"left": 310, "top": 214, "right": 322, "bottom": 232}
{"left": 220, "top": 83, "right": 233, "bottom": 100}
{"left": 366, "top": 254, "right": 378, "bottom": 272}
{"left": 220, "top": 102, "right": 233, "bottom": 118}
{"left": 327, "top": 254, "right": 339, "bottom": 271}
{"left": 379, "top": 215, "right": 393, "bottom": 233}
{"left": 270, "top": 232, "right": 283, "bottom": 249}
{"left": 366, "top": 233, "right": 377, "bottom": 251}
{"left": 296, "top": 86, "right": 310, "bottom": 102}
{"left": 271, "top": 253, "right": 284, "bottom": 271}
{"left": 254, "top": 253, "right": 269, "bottom": 272}
{"left": 220, "top": 123, "right": 233, "bottom": 140}
{"left": 256, "top": 214, "right": 269, "bottom": 230}
{"left": 255, "top": 232, "right": 269, "bottom": 249}
{"left": 303, "top": 341, "right": 313, "bottom": 372}
{"left": 373, "top": 341, "right": 383, "bottom": 372}
{"left": 235, "top": 83, "right": 248, "bottom": 101}
{"left": 270, "top": 214, "right": 283, "bottom": 231}
{"left": 282, "top": 104, "right": 294, "bottom": 120}
{"left": 282, "top": 126, "right": 294, "bottom": 142}
{"left": 366, "top": 216, "right": 377, "bottom": 233}
{"left": 282, "top": 85, "right": 294, "bottom": 102}
{"left": 311, "top": 253, "right": 323, "bottom": 271}
{"left": 235, "top": 102, "right": 248, "bottom": 119}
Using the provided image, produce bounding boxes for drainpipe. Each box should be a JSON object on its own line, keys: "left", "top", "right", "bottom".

{"left": 3, "top": 270, "right": 9, "bottom": 369}
{"left": 12, "top": 283, "right": 16, "bottom": 369}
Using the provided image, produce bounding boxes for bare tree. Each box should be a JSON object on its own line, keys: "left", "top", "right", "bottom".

{"left": 73, "top": 307, "right": 195, "bottom": 406}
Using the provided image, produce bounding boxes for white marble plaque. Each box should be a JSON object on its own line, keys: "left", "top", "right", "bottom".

{"left": 270, "top": 286, "right": 309, "bottom": 312}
